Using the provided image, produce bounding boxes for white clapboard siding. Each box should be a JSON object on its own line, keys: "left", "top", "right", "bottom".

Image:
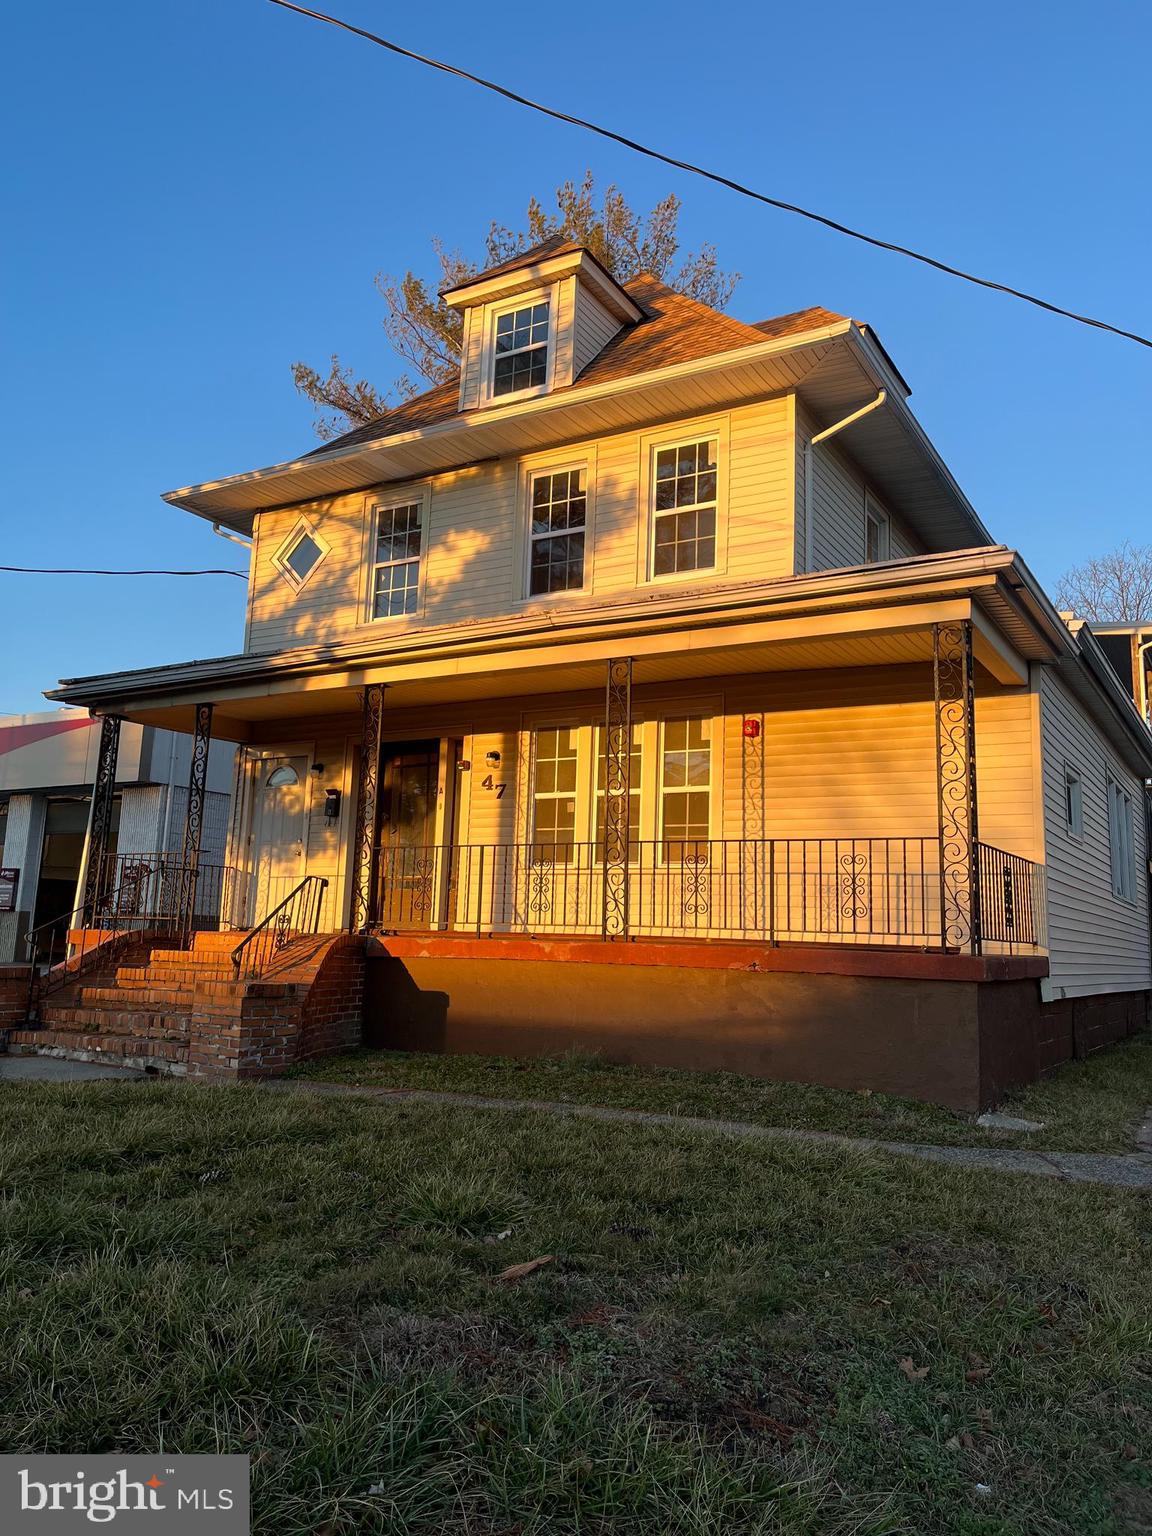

{"left": 246, "top": 398, "right": 796, "bottom": 650}
{"left": 1037, "top": 668, "right": 1151, "bottom": 997}
{"left": 573, "top": 282, "right": 623, "bottom": 377}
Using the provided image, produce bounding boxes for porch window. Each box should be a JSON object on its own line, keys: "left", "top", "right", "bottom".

{"left": 660, "top": 717, "right": 711, "bottom": 856}
{"left": 652, "top": 439, "right": 718, "bottom": 576}
{"left": 1107, "top": 777, "right": 1137, "bottom": 902}
{"left": 371, "top": 501, "right": 423, "bottom": 619}
{"left": 492, "top": 299, "right": 550, "bottom": 398}
{"left": 594, "top": 723, "right": 642, "bottom": 856}
{"left": 531, "top": 727, "right": 579, "bottom": 853}
{"left": 529, "top": 468, "right": 586, "bottom": 594}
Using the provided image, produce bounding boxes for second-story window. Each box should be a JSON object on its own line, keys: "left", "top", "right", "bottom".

{"left": 652, "top": 438, "right": 718, "bottom": 577}
{"left": 492, "top": 300, "right": 550, "bottom": 398}
{"left": 529, "top": 468, "right": 586, "bottom": 595}
{"left": 864, "top": 496, "right": 891, "bottom": 563}
{"left": 371, "top": 500, "right": 423, "bottom": 620}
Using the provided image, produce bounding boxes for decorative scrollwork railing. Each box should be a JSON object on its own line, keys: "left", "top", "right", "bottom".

{"left": 231, "top": 875, "right": 329, "bottom": 980}
{"left": 372, "top": 836, "right": 1043, "bottom": 952}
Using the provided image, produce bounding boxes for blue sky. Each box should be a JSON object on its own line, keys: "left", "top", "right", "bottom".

{"left": 2, "top": 0, "right": 1149, "bottom": 714}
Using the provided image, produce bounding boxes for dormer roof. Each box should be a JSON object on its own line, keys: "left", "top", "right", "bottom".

{"left": 440, "top": 236, "right": 644, "bottom": 324}
{"left": 306, "top": 277, "right": 841, "bottom": 457}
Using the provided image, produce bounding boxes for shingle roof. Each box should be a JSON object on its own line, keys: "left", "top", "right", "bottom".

{"left": 306, "top": 274, "right": 848, "bottom": 460}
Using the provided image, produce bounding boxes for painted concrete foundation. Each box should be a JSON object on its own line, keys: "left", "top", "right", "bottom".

{"left": 365, "top": 939, "right": 1149, "bottom": 1111}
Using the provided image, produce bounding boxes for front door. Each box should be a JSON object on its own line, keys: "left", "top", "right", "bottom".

{"left": 377, "top": 743, "right": 441, "bottom": 928}
{"left": 249, "top": 754, "right": 309, "bottom": 925}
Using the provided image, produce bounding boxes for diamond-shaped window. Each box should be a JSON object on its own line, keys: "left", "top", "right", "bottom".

{"left": 274, "top": 522, "right": 328, "bottom": 590}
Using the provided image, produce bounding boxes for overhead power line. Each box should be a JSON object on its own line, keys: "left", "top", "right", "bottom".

{"left": 268, "top": 0, "right": 1152, "bottom": 353}
{"left": 0, "top": 565, "right": 247, "bottom": 578}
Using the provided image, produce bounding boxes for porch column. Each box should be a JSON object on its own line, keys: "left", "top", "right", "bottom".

{"left": 351, "top": 684, "right": 386, "bottom": 933}
{"left": 178, "top": 703, "right": 214, "bottom": 935}
{"left": 932, "top": 621, "right": 981, "bottom": 952}
{"left": 601, "top": 658, "right": 633, "bottom": 939}
{"left": 79, "top": 714, "right": 122, "bottom": 923}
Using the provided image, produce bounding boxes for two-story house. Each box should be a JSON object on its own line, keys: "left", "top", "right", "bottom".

{"left": 22, "top": 234, "right": 1152, "bottom": 1107}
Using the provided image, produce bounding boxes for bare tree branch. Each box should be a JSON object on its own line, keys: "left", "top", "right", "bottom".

{"left": 1054, "top": 541, "right": 1152, "bottom": 623}
{"left": 292, "top": 173, "right": 739, "bottom": 437}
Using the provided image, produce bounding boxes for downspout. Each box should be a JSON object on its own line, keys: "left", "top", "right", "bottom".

{"left": 1137, "top": 635, "right": 1152, "bottom": 726}
{"left": 211, "top": 522, "right": 253, "bottom": 549}
{"left": 802, "top": 390, "right": 887, "bottom": 572}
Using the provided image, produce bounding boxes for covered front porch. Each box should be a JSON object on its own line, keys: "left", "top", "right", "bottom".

{"left": 57, "top": 569, "right": 1051, "bottom": 969}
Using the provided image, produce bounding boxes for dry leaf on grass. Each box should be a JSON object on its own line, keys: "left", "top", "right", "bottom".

{"left": 898, "top": 1357, "right": 930, "bottom": 1381}
{"left": 496, "top": 1255, "right": 555, "bottom": 1283}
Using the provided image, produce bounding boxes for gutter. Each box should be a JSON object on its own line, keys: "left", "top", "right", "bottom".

{"left": 46, "top": 546, "right": 1023, "bottom": 708}
{"left": 803, "top": 391, "right": 887, "bottom": 571}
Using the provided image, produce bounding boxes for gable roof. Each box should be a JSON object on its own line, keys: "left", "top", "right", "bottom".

{"left": 308, "top": 277, "right": 847, "bottom": 459}
{"left": 439, "top": 234, "right": 583, "bottom": 294}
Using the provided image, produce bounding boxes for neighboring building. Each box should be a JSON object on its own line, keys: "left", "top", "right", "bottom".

{"left": 1086, "top": 622, "right": 1152, "bottom": 726}
{"left": 18, "top": 234, "right": 1152, "bottom": 1105}
{"left": 0, "top": 709, "right": 234, "bottom": 961}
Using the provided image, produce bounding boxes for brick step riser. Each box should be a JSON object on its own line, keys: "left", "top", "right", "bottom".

{"left": 8, "top": 1031, "right": 188, "bottom": 1068}
{"left": 76, "top": 987, "right": 195, "bottom": 1009}
{"left": 38, "top": 1014, "right": 190, "bottom": 1043}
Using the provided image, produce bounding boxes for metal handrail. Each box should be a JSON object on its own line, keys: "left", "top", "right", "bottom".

{"left": 231, "top": 875, "right": 329, "bottom": 979}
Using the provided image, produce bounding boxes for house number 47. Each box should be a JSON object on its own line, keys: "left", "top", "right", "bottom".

{"left": 481, "top": 774, "right": 507, "bottom": 799}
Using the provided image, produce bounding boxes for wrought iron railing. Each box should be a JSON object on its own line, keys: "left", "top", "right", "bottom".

{"left": 373, "top": 837, "right": 1045, "bottom": 951}
{"left": 91, "top": 853, "right": 239, "bottom": 939}
{"left": 23, "top": 857, "right": 244, "bottom": 1022}
{"left": 975, "top": 842, "right": 1046, "bottom": 948}
{"left": 231, "top": 875, "right": 329, "bottom": 980}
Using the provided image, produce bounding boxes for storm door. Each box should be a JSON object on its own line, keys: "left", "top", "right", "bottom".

{"left": 376, "top": 742, "right": 442, "bottom": 928}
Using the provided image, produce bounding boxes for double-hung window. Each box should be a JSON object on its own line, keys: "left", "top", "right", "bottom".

{"left": 1107, "top": 777, "right": 1137, "bottom": 902}
{"left": 652, "top": 438, "right": 718, "bottom": 576}
{"left": 529, "top": 468, "right": 586, "bottom": 594}
{"left": 864, "top": 496, "right": 891, "bottom": 563}
{"left": 1064, "top": 765, "right": 1084, "bottom": 838}
{"left": 660, "top": 718, "right": 711, "bottom": 857}
{"left": 371, "top": 500, "right": 423, "bottom": 619}
{"left": 492, "top": 299, "right": 550, "bottom": 398}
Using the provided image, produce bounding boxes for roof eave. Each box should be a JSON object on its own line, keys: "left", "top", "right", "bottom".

{"left": 162, "top": 317, "right": 857, "bottom": 531}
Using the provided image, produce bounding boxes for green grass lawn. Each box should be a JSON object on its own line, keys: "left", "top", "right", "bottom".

{"left": 1, "top": 1080, "right": 1150, "bottom": 1534}
{"left": 293, "top": 1034, "right": 1152, "bottom": 1153}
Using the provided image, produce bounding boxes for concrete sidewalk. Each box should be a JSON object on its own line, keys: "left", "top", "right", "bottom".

{"left": 263, "top": 1078, "right": 1152, "bottom": 1191}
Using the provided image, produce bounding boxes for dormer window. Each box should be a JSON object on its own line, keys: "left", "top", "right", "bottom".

{"left": 490, "top": 295, "right": 551, "bottom": 400}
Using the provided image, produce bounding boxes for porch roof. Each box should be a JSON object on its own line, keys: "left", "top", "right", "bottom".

{"left": 46, "top": 543, "right": 1085, "bottom": 718}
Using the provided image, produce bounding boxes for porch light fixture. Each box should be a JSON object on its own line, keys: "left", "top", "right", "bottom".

{"left": 485, "top": 750, "right": 501, "bottom": 766}
{"left": 310, "top": 762, "right": 325, "bottom": 776}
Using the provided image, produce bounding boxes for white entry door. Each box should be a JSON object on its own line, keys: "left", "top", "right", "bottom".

{"left": 248, "top": 754, "right": 309, "bottom": 924}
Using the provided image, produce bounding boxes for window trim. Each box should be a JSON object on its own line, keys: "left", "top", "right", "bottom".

{"left": 1107, "top": 773, "right": 1138, "bottom": 904}
{"left": 657, "top": 715, "right": 715, "bottom": 862}
{"left": 515, "top": 446, "right": 597, "bottom": 604}
{"left": 1063, "top": 762, "right": 1085, "bottom": 840}
{"left": 271, "top": 516, "right": 330, "bottom": 592}
{"left": 864, "top": 492, "right": 891, "bottom": 564}
{"left": 482, "top": 286, "right": 555, "bottom": 406}
{"left": 364, "top": 487, "right": 430, "bottom": 624}
{"left": 639, "top": 417, "right": 729, "bottom": 586}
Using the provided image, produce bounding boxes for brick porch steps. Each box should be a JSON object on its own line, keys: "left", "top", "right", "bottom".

{"left": 10, "top": 928, "right": 364, "bottom": 1078}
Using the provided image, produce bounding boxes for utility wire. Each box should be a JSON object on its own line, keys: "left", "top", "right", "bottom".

{"left": 0, "top": 565, "right": 247, "bottom": 578}
{"left": 268, "top": 0, "right": 1152, "bottom": 352}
